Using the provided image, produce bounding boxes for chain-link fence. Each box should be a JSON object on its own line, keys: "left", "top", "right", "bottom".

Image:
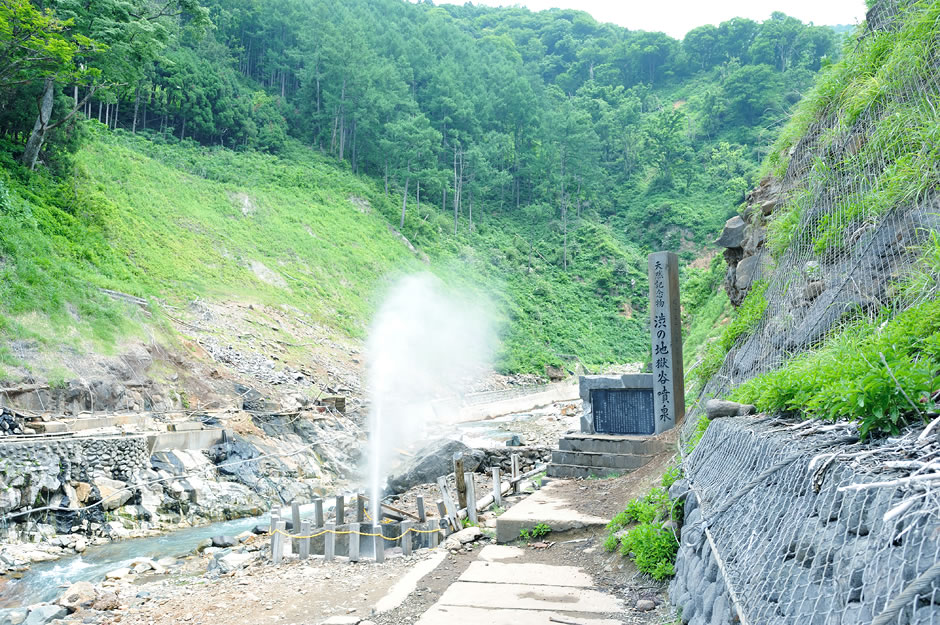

{"left": 675, "top": 416, "right": 939, "bottom": 625}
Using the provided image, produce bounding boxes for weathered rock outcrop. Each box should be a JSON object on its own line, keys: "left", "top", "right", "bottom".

{"left": 715, "top": 176, "right": 782, "bottom": 307}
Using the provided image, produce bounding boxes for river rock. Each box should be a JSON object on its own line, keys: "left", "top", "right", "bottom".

{"left": 451, "top": 526, "right": 483, "bottom": 545}
{"left": 73, "top": 482, "right": 92, "bottom": 504}
{"left": 73, "top": 536, "right": 86, "bottom": 553}
{"left": 211, "top": 535, "right": 238, "bottom": 548}
{"left": 385, "top": 439, "right": 482, "bottom": 495}
{"left": 0, "top": 607, "right": 28, "bottom": 625}
{"left": 217, "top": 551, "right": 254, "bottom": 573}
{"left": 93, "top": 477, "right": 132, "bottom": 511}
{"left": 105, "top": 567, "right": 131, "bottom": 580}
{"left": 23, "top": 605, "right": 67, "bottom": 625}
{"left": 195, "top": 538, "right": 213, "bottom": 553}
{"left": 56, "top": 581, "right": 97, "bottom": 612}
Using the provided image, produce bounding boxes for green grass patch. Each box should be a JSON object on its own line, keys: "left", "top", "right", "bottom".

{"left": 693, "top": 281, "right": 769, "bottom": 389}
{"left": 762, "top": 1, "right": 940, "bottom": 255}
{"left": 730, "top": 299, "right": 940, "bottom": 437}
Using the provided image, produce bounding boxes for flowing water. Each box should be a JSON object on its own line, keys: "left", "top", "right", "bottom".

{"left": 0, "top": 502, "right": 327, "bottom": 608}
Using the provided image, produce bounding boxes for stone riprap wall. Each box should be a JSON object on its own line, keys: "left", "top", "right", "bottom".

{"left": 0, "top": 436, "right": 150, "bottom": 516}
{"left": 669, "top": 417, "right": 939, "bottom": 625}
{"left": 480, "top": 447, "right": 550, "bottom": 473}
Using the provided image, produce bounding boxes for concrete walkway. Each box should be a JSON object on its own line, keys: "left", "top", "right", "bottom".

{"left": 495, "top": 481, "right": 609, "bottom": 543}
{"left": 414, "top": 545, "right": 622, "bottom": 625}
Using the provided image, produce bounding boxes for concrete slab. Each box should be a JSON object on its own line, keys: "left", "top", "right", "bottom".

{"left": 477, "top": 545, "right": 524, "bottom": 562}
{"left": 495, "top": 481, "right": 608, "bottom": 543}
{"left": 437, "top": 581, "right": 621, "bottom": 613}
{"left": 375, "top": 551, "right": 447, "bottom": 613}
{"left": 459, "top": 562, "right": 593, "bottom": 587}
{"left": 415, "top": 605, "right": 621, "bottom": 625}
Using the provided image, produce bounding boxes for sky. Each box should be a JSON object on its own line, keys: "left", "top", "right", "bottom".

{"left": 434, "top": 0, "right": 867, "bottom": 39}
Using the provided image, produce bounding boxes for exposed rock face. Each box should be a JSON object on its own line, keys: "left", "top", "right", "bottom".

{"left": 715, "top": 176, "right": 782, "bottom": 306}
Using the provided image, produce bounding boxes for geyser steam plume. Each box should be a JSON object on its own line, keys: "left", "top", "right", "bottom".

{"left": 366, "top": 273, "right": 495, "bottom": 522}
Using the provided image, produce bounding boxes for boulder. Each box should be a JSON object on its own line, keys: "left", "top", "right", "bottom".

{"left": 715, "top": 216, "right": 747, "bottom": 249}
{"left": 56, "top": 581, "right": 97, "bottom": 612}
{"left": 734, "top": 254, "right": 771, "bottom": 292}
{"left": 211, "top": 535, "right": 238, "bottom": 548}
{"left": 544, "top": 364, "right": 566, "bottom": 381}
{"left": 92, "top": 477, "right": 132, "bottom": 511}
{"left": 705, "top": 400, "right": 756, "bottom": 419}
{"left": 104, "top": 567, "right": 131, "bottom": 580}
{"left": 72, "top": 482, "right": 92, "bottom": 504}
{"left": 23, "top": 605, "right": 67, "bottom": 625}
{"left": 0, "top": 608, "right": 28, "bottom": 625}
{"left": 385, "top": 439, "right": 483, "bottom": 495}
{"left": 216, "top": 552, "right": 254, "bottom": 574}
{"left": 451, "top": 526, "right": 483, "bottom": 545}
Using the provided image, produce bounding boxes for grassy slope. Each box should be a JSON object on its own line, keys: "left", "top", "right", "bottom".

{"left": 0, "top": 128, "right": 649, "bottom": 378}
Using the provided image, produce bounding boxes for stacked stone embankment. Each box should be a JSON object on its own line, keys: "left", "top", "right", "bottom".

{"left": 670, "top": 417, "right": 939, "bottom": 625}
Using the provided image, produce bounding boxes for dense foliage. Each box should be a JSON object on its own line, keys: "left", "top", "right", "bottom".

{"left": 605, "top": 475, "right": 683, "bottom": 580}
{"left": 731, "top": 299, "right": 940, "bottom": 438}
{"left": 0, "top": 0, "right": 842, "bottom": 374}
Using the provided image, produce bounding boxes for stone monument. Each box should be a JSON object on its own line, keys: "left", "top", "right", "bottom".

{"left": 547, "top": 251, "right": 685, "bottom": 478}
{"left": 648, "top": 251, "right": 685, "bottom": 434}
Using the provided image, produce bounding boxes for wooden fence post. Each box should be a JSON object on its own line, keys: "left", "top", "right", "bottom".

{"left": 511, "top": 454, "right": 521, "bottom": 495}
{"left": 416, "top": 495, "right": 426, "bottom": 522}
{"left": 454, "top": 454, "right": 468, "bottom": 510}
{"left": 313, "top": 498, "right": 324, "bottom": 528}
{"left": 335, "top": 495, "right": 345, "bottom": 525}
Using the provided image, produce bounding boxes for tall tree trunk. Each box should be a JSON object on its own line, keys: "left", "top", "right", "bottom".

{"left": 98, "top": 100, "right": 103, "bottom": 122}
{"left": 132, "top": 86, "right": 141, "bottom": 133}
{"left": 384, "top": 161, "right": 389, "bottom": 197}
{"left": 104, "top": 102, "right": 109, "bottom": 128}
{"left": 21, "top": 78, "right": 55, "bottom": 169}
{"left": 416, "top": 180, "right": 420, "bottom": 214}
{"left": 113, "top": 98, "right": 119, "bottom": 129}
{"left": 453, "top": 145, "right": 459, "bottom": 235}
{"left": 400, "top": 171, "right": 410, "bottom": 229}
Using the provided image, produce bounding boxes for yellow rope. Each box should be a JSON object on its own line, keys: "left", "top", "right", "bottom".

{"left": 269, "top": 525, "right": 441, "bottom": 541}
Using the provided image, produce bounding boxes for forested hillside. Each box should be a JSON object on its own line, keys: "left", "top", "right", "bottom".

{"left": 0, "top": 0, "right": 841, "bottom": 376}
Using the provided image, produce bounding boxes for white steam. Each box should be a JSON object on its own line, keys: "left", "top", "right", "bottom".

{"left": 366, "top": 273, "right": 495, "bottom": 521}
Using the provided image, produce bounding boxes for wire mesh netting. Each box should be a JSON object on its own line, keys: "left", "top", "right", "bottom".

{"left": 680, "top": 416, "right": 939, "bottom": 625}
{"left": 673, "top": 2, "right": 940, "bottom": 623}
{"left": 689, "top": 0, "right": 940, "bottom": 414}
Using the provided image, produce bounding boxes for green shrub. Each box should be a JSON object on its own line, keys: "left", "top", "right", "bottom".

{"left": 619, "top": 522, "right": 679, "bottom": 580}
{"left": 731, "top": 299, "right": 940, "bottom": 437}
